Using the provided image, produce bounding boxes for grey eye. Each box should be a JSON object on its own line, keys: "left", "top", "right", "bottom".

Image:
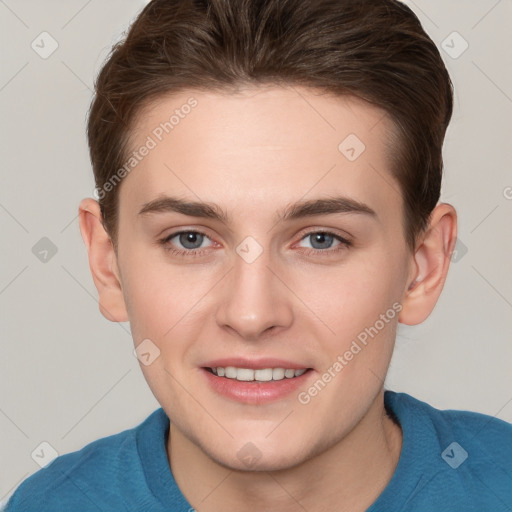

{"left": 177, "top": 231, "right": 206, "bottom": 249}
{"left": 299, "top": 232, "right": 340, "bottom": 250}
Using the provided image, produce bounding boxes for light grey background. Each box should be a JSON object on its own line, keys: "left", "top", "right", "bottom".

{"left": 1, "top": 0, "right": 511, "bottom": 504}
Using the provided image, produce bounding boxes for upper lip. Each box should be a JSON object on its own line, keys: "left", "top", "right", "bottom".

{"left": 202, "top": 357, "right": 311, "bottom": 370}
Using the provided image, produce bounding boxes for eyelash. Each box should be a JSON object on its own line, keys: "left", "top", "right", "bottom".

{"left": 158, "top": 230, "right": 212, "bottom": 258}
{"left": 158, "top": 229, "right": 352, "bottom": 258}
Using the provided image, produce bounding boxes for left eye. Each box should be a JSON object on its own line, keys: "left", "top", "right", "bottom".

{"left": 298, "top": 232, "right": 343, "bottom": 250}
{"left": 166, "top": 231, "right": 212, "bottom": 250}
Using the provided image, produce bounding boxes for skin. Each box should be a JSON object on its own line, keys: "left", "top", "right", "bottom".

{"left": 79, "top": 85, "right": 457, "bottom": 512}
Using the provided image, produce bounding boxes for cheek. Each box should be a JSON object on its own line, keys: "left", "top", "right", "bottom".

{"left": 118, "top": 247, "right": 174, "bottom": 337}
{"left": 309, "top": 248, "right": 405, "bottom": 351}
{"left": 119, "top": 246, "right": 216, "bottom": 339}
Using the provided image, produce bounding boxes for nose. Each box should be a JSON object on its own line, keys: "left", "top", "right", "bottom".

{"left": 214, "top": 246, "right": 294, "bottom": 341}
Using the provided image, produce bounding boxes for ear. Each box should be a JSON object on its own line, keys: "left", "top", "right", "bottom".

{"left": 78, "top": 198, "right": 128, "bottom": 322}
{"left": 399, "top": 203, "right": 457, "bottom": 325}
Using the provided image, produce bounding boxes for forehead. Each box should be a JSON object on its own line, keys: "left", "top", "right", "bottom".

{"left": 120, "top": 85, "right": 400, "bottom": 222}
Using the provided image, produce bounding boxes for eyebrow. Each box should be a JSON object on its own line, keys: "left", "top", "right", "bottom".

{"left": 137, "top": 195, "right": 377, "bottom": 223}
{"left": 138, "top": 196, "right": 229, "bottom": 222}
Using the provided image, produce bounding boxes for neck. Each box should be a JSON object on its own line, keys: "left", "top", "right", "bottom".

{"left": 167, "top": 389, "right": 402, "bottom": 512}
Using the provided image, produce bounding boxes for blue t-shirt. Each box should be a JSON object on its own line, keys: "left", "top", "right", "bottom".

{"left": 3, "top": 390, "right": 512, "bottom": 511}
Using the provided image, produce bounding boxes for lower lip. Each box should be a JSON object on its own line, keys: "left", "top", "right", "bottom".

{"left": 201, "top": 368, "right": 313, "bottom": 405}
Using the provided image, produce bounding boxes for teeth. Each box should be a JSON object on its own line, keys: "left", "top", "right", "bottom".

{"left": 210, "top": 366, "right": 308, "bottom": 382}
{"left": 254, "top": 368, "right": 273, "bottom": 381}
{"left": 225, "top": 366, "right": 237, "bottom": 379}
{"left": 272, "top": 368, "right": 285, "bottom": 380}
{"left": 238, "top": 368, "right": 257, "bottom": 381}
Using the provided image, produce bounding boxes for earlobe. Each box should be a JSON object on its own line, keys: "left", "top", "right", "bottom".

{"left": 78, "top": 198, "right": 129, "bottom": 323}
{"left": 399, "top": 203, "right": 457, "bottom": 325}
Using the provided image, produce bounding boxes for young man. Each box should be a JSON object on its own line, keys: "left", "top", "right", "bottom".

{"left": 4, "top": 0, "right": 511, "bottom": 511}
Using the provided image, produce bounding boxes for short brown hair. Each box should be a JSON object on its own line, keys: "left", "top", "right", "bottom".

{"left": 87, "top": 0, "right": 453, "bottom": 253}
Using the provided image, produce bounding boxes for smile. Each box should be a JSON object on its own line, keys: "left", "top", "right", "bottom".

{"left": 201, "top": 365, "right": 314, "bottom": 404}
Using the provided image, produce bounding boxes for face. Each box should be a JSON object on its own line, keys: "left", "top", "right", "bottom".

{"left": 114, "top": 86, "right": 413, "bottom": 471}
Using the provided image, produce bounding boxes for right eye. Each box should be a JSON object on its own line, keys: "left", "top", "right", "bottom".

{"left": 159, "top": 230, "right": 214, "bottom": 256}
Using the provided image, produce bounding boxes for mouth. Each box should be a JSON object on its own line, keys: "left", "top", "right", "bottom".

{"left": 200, "top": 362, "right": 314, "bottom": 404}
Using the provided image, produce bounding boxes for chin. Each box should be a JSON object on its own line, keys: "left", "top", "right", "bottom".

{"left": 204, "top": 439, "right": 312, "bottom": 473}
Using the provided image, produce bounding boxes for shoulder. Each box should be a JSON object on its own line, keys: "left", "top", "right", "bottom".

{"left": 2, "top": 408, "right": 168, "bottom": 512}
{"left": 383, "top": 390, "right": 512, "bottom": 509}
{"left": 389, "top": 390, "right": 512, "bottom": 457}
{"left": 388, "top": 390, "right": 512, "bottom": 465}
